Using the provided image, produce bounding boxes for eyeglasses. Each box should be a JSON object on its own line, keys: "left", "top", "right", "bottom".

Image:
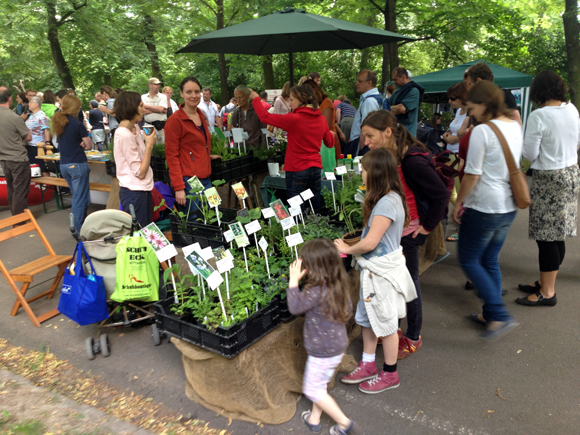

{"left": 449, "top": 97, "right": 458, "bottom": 101}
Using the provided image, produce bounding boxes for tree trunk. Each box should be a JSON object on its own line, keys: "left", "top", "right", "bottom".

{"left": 563, "top": 0, "right": 580, "bottom": 108}
{"left": 144, "top": 15, "right": 162, "bottom": 81}
{"left": 46, "top": 0, "right": 75, "bottom": 89}
{"left": 262, "top": 56, "right": 275, "bottom": 89}
{"left": 386, "top": 0, "right": 398, "bottom": 79}
{"left": 216, "top": 0, "right": 230, "bottom": 106}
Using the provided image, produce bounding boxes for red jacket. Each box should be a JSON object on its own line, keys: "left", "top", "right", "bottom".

{"left": 165, "top": 104, "right": 211, "bottom": 191}
{"left": 252, "top": 98, "right": 334, "bottom": 172}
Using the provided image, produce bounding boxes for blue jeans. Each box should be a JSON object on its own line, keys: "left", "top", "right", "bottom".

{"left": 61, "top": 162, "right": 91, "bottom": 232}
{"left": 286, "top": 167, "right": 321, "bottom": 210}
{"left": 457, "top": 208, "right": 517, "bottom": 322}
{"left": 179, "top": 176, "right": 212, "bottom": 219}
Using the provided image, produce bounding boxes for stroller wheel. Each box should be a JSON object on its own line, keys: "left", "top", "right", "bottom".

{"left": 152, "top": 324, "right": 161, "bottom": 346}
{"left": 100, "top": 334, "right": 110, "bottom": 357}
{"left": 85, "top": 337, "right": 95, "bottom": 360}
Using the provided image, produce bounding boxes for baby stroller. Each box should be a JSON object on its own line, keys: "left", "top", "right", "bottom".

{"left": 69, "top": 206, "right": 166, "bottom": 360}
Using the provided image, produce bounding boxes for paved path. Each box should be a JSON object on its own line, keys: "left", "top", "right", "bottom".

{"left": 0, "top": 200, "right": 579, "bottom": 434}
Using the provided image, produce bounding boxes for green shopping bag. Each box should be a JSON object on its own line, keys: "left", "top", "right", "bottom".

{"left": 111, "top": 236, "right": 159, "bottom": 303}
{"left": 320, "top": 140, "right": 336, "bottom": 173}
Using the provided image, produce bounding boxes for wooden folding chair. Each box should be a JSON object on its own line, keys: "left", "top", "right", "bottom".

{"left": 0, "top": 209, "right": 72, "bottom": 327}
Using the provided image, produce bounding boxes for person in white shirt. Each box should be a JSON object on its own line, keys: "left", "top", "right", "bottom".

{"left": 442, "top": 82, "right": 469, "bottom": 153}
{"left": 141, "top": 77, "right": 167, "bottom": 130}
{"left": 198, "top": 87, "right": 222, "bottom": 133}
{"left": 162, "top": 86, "right": 179, "bottom": 117}
{"left": 516, "top": 71, "right": 580, "bottom": 307}
{"left": 452, "top": 80, "right": 522, "bottom": 341}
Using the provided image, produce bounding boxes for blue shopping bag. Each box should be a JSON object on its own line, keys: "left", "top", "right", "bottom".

{"left": 58, "top": 241, "right": 109, "bottom": 326}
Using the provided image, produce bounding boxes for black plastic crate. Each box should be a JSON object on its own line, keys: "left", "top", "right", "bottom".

{"left": 211, "top": 155, "right": 254, "bottom": 182}
{"left": 254, "top": 158, "right": 268, "bottom": 174}
{"left": 169, "top": 208, "right": 240, "bottom": 249}
{"left": 276, "top": 296, "right": 294, "bottom": 322}
{"left": 153, "top": 297, "right": 281, "bottom": 358}
{"left": 105, "top": 160, "right": 116, "bottom": 177}
{"left": 150, "top": 155, "right": 171, "bottom": 184}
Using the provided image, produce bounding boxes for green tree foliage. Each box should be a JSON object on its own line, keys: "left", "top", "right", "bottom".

{"left": 0, "top": 0, "right": 575, "bottom": 108}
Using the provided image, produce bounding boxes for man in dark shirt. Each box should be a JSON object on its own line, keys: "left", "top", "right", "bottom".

{"left": 88, "top": 100, "right": 105, "bottom": 151}
{"left": 0, "top": 87, "right": 33, "bottom": 216}
{"left": 463, "top": 62, "right": 522, "bottom": 125}
{"left": 228, "top": 85, "right": 266, "bottom": 150}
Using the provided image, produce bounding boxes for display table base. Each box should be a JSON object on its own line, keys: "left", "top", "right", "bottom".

{"left": 172, "top": 318, "right": 359, "bottom": 425}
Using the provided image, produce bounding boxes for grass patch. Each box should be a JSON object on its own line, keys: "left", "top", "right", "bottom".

{"left": 2, "top": 419, "right": 45, "bottom": 435}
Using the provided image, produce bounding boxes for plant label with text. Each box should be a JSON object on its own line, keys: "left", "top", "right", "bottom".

{"left": 287, "top": 195, "right": 304, "bottom": 207}
{"left": 223, "top": 230, "right": 235, "bottom": 243}
{"left": 216, "top": 258, "right": 235, "bottom": 274}
{"left": 281, "top": 216, "right": 296, "bottom": 230}
{"left": 261, "top": 207, "right": 276, "bottom": 219}
{"left": 206, "top": 270, "right": 224, "bottom": 290}
{"left": 199, "top": 247, "right": 214, "bottom": 261}
{"left": 286, "top": 232, "right": 304, "bottom": 248}
{"left": 300, "top": 189, "right": 314, "bottom": 201}
{"left": 336, "top": 165, "right": 348, "bottom": 175}
{"left": 258, "top": 236, "right": 268, "bottom": 252}
{"left": 289, "top": 205, "right": 301, "bottom": 217}
{"left": 325, "top": 172, "right": 336, "bottom": 181}
{"left": 244, "top": 220, "right": 261, "bottom": 235}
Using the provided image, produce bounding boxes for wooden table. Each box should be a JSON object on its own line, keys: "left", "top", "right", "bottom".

{"left": 37, "top": 154, "right": 120, "bottom": 210}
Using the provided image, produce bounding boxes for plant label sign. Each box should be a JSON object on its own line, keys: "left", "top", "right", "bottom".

{"left": 300, "top": 189, "right": 314, "bottom": 201}
{"left": 244, "top": 220, "right": 261, "bottom": 235}
{"left": 187, "top": 176, "right": 205, "bottom": 193}
{"left": 231, "top": 128, "right": 244, "bottom": 143}
{"left": 336, "top": 165, "right": 348, "bottom": 175}
{"left": 325, "top": 172, "right": 336, "bottom": 181}
{"left": 261, "top": 207, "right": 275, "bottom": 219}
{"left": 228, "top": 222, "right": 250, "bottom": 248}
{"left": 206, "top": 270, "right": 224, "bottom": 291}
{"left": 199, "top": 247, "right": 214, "bottom": 261}
{"left": 182, "top": 243, "right": 202, "bottom": 257}
{"left": 281, "top": 216, "right": 296, "bottom": 230}
{"left": 287, "top": 195, "right": 304, "bottom": 207}
{"left": 140, "top": 222, "right": 178, "bottom": 263}
{"left": 223, "top": 230, "right": 235, "bottom": 243}
{"left": 185, "top": 250, "right": 215, "bottom": 280}
{"left": 289, "top": 205, "right": 302, "bottom": 217}
{"left": 216, "top": 258, "right": 235, "bottom": 274}
{"left": 286, "top": 232, "right": 304, "bottom": 248}
{"left": 258, "top": 236, "right": 269, "bottom": 253}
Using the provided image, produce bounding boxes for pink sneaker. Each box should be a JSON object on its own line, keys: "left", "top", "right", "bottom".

{"left": 358, "top": 370, "right": 400, "bottom": 394}
{"left": 340, "top": 361, "right": 377, "bottom": 385}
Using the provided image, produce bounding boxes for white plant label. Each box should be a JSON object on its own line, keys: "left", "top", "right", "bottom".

{"left": 244, "top": 220, "right": 262, "bottom": 235}
{"left": 287, "top": 195, "right": 304, "bottom": 207}
{"left": 258, "top": 236, "right": 268, "bottom": 252}
{"left": 325, "top": 172, "right": 336, "bottom": 181}
{"left": 289, "top": 205, "right": 301, "bottom": 217}
{"left": 206, "top": 270, "right": 224, "bottom": 290}
{"left": 286, "top": 232, "right": 304, "bottom": 248}
{"left": 216, "top": 258, "right": 235, "bottom": 274}
{"left": 261, "top": 207, "right": 276, "bottom": 219}
{"left": 336, "top": 165, "right": 348, "bottom": 175}
{"left": 281, "top": 216, "right": 296, "bottom": 230}
{"left": 223, "top": 230, "right": 235, "bottom": 243}
{"left": 199, "top": 247, "right": 214, "bottom": 261}
{"left": 300, "top": 189, "right": 314, "bottom": 201}
{"left": 182, "top": 243, "right": 201, "bottom": 257}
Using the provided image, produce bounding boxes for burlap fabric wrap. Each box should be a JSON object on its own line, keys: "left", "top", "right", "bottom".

{"left": 171, "top": 223, "right": 445, "bottom": 424}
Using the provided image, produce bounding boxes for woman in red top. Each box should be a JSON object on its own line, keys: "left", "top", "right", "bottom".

{"left": 165, "top": 76, "right": 218, "bottom": 213}
{"left": 250, "top": 85, "right": 334, "bottom": 209}
{"left": 361, "top": 109, "right": 450, "bottom": 360}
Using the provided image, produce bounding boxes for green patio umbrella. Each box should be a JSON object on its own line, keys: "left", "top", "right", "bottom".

{"left": 177, "top": 7, "right": 415, "bottom": 86}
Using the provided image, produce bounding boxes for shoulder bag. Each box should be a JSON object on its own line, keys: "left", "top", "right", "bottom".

{"left": 484, "top": 121, "right": 531, "bottom": 209}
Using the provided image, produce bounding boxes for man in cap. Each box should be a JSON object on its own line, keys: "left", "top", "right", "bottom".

{"left": 142, "top": 77, "right": 167, "bottom": 130}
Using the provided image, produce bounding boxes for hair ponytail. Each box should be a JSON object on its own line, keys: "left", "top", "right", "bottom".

{"left": 53, "top": 95, "right": 82, "bottom": 136}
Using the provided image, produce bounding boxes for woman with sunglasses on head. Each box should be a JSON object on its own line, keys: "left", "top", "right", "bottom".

{"left": 442, "top": 82, "right": 469, "bottom": 154}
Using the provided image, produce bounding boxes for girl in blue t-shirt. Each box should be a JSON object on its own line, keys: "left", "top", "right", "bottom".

{"left": 53, "top": 95, "right": 93, "bottom": 232}
{"left": 335, "top": 147, "right": 410, "bottom": 395}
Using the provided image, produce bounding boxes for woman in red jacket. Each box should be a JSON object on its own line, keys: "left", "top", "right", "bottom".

{"left": 250, "top": 85, "right": 334, "bottom": 209}
{"left": 165, "top": 76, "right": 218, "bottom": 213}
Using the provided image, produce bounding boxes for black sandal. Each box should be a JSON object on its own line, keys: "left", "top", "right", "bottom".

{"left": 518, "top": 280, "right": 541, "bottom": 293}
{"left": 515, "top": 291, "right": 557, "bottom": 307}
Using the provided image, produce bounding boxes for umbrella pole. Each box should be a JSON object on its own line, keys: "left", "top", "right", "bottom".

{"left": 288, "top": 35, "right": 294, "bottom": 87}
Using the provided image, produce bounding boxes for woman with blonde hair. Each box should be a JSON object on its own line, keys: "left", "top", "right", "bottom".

{"left": 273, "top": 81, "right": 292, "bottom": 115}
{"left": 53, "top": 94, "right": 93, "bottom": 231}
